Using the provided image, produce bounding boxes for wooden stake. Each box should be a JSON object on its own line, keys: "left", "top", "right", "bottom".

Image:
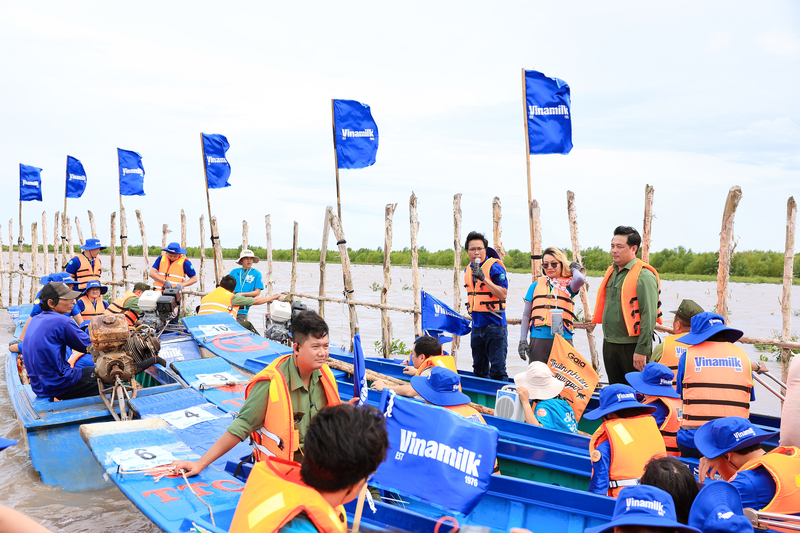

{"left": 200, "top": 133, "right": 220, "bottom": 284}
{"left": 327, "top": 207, "right": 359, "bottom": 342}
{"left": 242, "top": 220, "right": 248, "bottom": 251}
{"left": 381, "top": 204, "right": 397, "bottom": 358}
{"left": 319, "top": 210, "right": 330, "bottom": 318}
{"left": 641, "top": 184, "right": 655, "bottom": 263}
{"left": 136, "top": 210, "right": 150, "bottom": 281}
{"left": 265, "top": 215, "right": 273, "bottom": 313}
{"left": 567, "top": 191, "right": 601, "bottom": 373}
{"left": 162, "top": 224, "right": 169, "bottom": 249}
{"left": 180, "top": 209, "right": 187, "bottom": 249}
{"left": 199, "top": 215, "right": 206, "bottom": 293}
{"left": 781, "top": 197, "right": 797, "bottom": 386}
{"left": 452, "top": 194, "right": 463, "bottom": 362}
{"left": 716, "top": 186, "right": 743, "bottom": 323}
{"left": 119, "top": 204, "right": 129, "bottom": 290}
{"left": 53, "top": 211, "right": 60, "bottom": 272}
{"left": 410, "top": 193, "right": 421, "bottom": 336}
{"left": 110, "top": 212, "right": 117, "bottom": 299}
{"left": 350, "top": 483, "right": 368, "bottom": 533}
{"left": 290, "top": 222, "right": 299, "bottom": 301}
{"left": 88, "top": 210, "right": 98, "bottom": 240}
{"left": 0, "top": 222, "right": 4, "bottom": 304}
{"left": 7, "top": 220, "right": 12, "bottom": 306}
{"left": 61, "top": 211, "right": 68, "bottom": 268}
{"left": 492, "top": 197, "right": 506, "bottom": 258}
{"left": 30, "top": 222, "right": 38, "bottom": 302}
{"left": 210, "top": 216, "right": 223, "bottom": 285}
{"left": 17, "top": 202, "right": 24, "bottom": 305}
{"left": 66, "top": 216, "right": 74, "bottom": 262}
{"left": 531, "top": 199, "right": 542, "bottom": 281}
{"left": 42, "top": 211, "right": 49, "bottom": 276}
{"left": 331, "top": 100, "right": 342, "bottom": 222}
{"left": 75, "top": 216, "right": 84, "bottom": 246}
{"left": 522, "top": 68, "right": 536, "bottom": 276}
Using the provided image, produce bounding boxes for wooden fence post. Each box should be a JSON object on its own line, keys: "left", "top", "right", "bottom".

{"left": 781, "top": 197, "right": 797, "bottom": 385}
{"left": 716, "top": 186, "right": 743, "bottom": 323}
{"left": 17, "top": 209, "right": 24, "bottom": 306}
{"left": 0, "top": 222, "right": 4, "bottom": 304}
{"left": 162, "top": 224, "right": 170, "bottom": 249}
{"left": 210, "top": 216, "right": 223, "bottom": 285}
{"left": 136, "top": 210, "right": 150, "bottom": 281}
{"left": 75, "top": 216, "right": 85, "bottom": 246}
{"left": 641, "top": 184, "right": 655, "bottom": 263}
{"left": 242, "top": 220, "right": 248, "bottom": 251}
{"left": 410, "top": 193, "right": 421, "bottom": 336}
{"left": 199, "top": 215, "right": 206, "bottom": 293}
{"left": 327, "top": 207, "right": 359, "bottom": 343}
{"left": 7, "top": 221, "right": 12, "bottom": 306}
{"left": 53, "top": 212, "right": 60, "bottom": 272}
{"left": 30, "top": 222, "right": 38, "bottom": 302}
{"left": 381, "top": 204, "right": 397, "bottom": 358}
{"left": 120, "top": 206, "right": 130, "bottom": 290}
{"left": 319, "top": 211, "right": 330, "bottom": 318}
{"left": 290, "top": 222, "right": 299, "bottom": 301}
{"left": 88, "top": 210, "right": 98, "bottom": 240}
{"left": 42, "top": 211, "right": 49, "bottom": 276}
{"left": 61, "top": 211, "right": 68, "bottom": 268}
{"left": 110, "top": 212, "right": 117, "bottom": 299}
{"left": 531, "top": 200, "right": 542, "bottom": 281}
{"left": 453, "top": 194, "right": 463, "bottom": 362}
{"left": 492, "top": 197, "right": 506, "bottom": 258}
{"left": 180, "top": 210, "right": 187, "bottom": 249}
{"left": 265, "top": 215, "right": 273, "bottom": 313}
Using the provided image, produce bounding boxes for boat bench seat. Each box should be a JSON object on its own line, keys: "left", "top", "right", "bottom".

{"left": 23, "top": 384, "right": 106, "bottom": 412}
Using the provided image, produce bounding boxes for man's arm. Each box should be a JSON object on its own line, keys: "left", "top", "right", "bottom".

{"left": 149, "top": 267, "right": 167, "bottom": 284}
{"left": 483, "top": 263, "right": 508, "bottom": 301}
{"left": 371, "top": 379, "right": 417, "bottom": 398}
{"left": 64, "top": 320, "right": 92, "bottom": 353}
{"left": 587, "top": 441, "right": 611, "bottom": 495}
{"left": 172, "top": 431, "right": 241, "bottom": 477}
{"left": 633, "top": 270, "right": 659, "bottom": 370}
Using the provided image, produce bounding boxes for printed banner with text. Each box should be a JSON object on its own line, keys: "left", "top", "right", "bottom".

{"left": 525, "top": 70, "right": 573, "bottom": 155}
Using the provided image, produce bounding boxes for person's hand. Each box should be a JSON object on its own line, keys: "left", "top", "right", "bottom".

{"left": 633, "top": 353, "right": 647, "bottom": 371}
{"left": 269, "top": 294, "right": 281, "bottom": 302}
{"left": 371, "top": 379, "right": 387, "bottom": 392}
{"left": 347, "top": 397, "right": 360, "bottom": 405}
{"left": 471, "top": 262, "right": 485, "bottom": 282}
{"left": 175, "top": 283, "right": 183, "bottom": 292}
{"left": 163, "top": 280, "right": 173, "bottom": 289}
{"left": 518, "top": 340, "right": 529, "bottom": 361}
{"left": 752, "top": 361, "right": 767, "bottom": 374}
{"left": 402, "top": 366, "right": 418, "bottom": 376}
{"left": 517, "top": 385, "right": 530, "bottom": 403}
{"left": 698, "top": 455, "right": 727, "bottom": 483}
{"left": 171, "top": 460, "right": 205, "bottom": 477}
{"left": 569, "top": 261, "right": 582, "bottom": 272}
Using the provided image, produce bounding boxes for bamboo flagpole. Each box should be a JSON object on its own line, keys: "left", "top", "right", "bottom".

{"left": 521, "top": 69, "right": 536, "bottom": 278}
{"left": 331, "top": 99, "right": 343, "bottom": 222}
{"left": 200, "top": 133, "right": 221, "bottom": 284}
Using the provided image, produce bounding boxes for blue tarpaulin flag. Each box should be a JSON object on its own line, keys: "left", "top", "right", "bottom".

{"left": 352, "top": 332, "right": 368, "bottom": 407}
{"left": 118, "top": 148, "right": 145, "bottom": 196}
{"left": 19, "top": 164, "right": 43, "bottom": 201}
{"left": 202, "top": 133, "right": 232, "bottom": 189}
{"left": 421, "top": 291, "right": 472, "bottom": 336}
{"left": 525, "top": 70, "right": 573, "bottom": 155}
{"left": 372, "top": 391, "right": 498, "bottom": 516}
{"left": 333, "top": 99, "right": 379, "bottom": 169}
{"left": 65, "top": 156, "right": 88, "bottom": 199}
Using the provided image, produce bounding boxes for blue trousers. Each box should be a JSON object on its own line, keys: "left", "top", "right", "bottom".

{"left": 471, "top": 325, "right": 508, "bottom": 381}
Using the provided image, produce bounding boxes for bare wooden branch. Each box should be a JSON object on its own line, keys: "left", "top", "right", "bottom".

{"left": 161, "top": 224, "right": 170, "bottom": 249}
{"left": 381, "top": 203, "right": 397, "bottom": 358}
{"left": 242, "top": 220, "right": 248, "bottom": 251}
{"left": 781, "top": 197, "right": 797, "bottom": 386}
{"left": 716, "top": 186, "right": 743, "bottom": 323}
{"left": 265, "top": 215, "right": 273, "bottom": 313}
{"left": 7, "top": 220, "right": 12, "bottom": 306}
{"left": 42, "top": 211, "right": 49, "bottom": 276}
{"left": 88, "top": 210, "right": 98, "bottom": 240}
{"left": 30, "top": 222, "right": 38, "bottom": 302}
{"left": 531, "top": 199, "right": 542, "bottom": 281}
{"left": 53, "top": 212, "right": 60, "bottom": 272}
{"left": 492, "top": 196, "right": 506, "bottom": 258}
{"left": 120, "top": 205, "right": 129, "bottom": 290}
{"left": 180, "top": 210, "right": 187, "bottom": 249}
{"left": 319, "top": 211, "right": 330, "bottom": 318}
{"left": 210, "top": 216, "right": 223, "bottom": 285}
{"left": 0, "top": 222, "right": 4, "bottom": 304}
{"left": 453, "top": 193, "right": 463, "bottom": 361}
{"left": 17, "top": 204, "right": 24, "bottom": 305}
{"left": 327, "top": 206, "right": 359, "bottom": 342}
{"left": 199, "top": 215, "right": 206, "bottom": 293}
{"left": 136, "top": 210, "right": 150, "bottom": 282}
{"left": 641, "top": 184, "right": 655, "bottom": 264}
{"left": 410, "top": 193, "right": 421, "bottom": 336}
{"left": 110, "top": 212, "right": 117, "bottom": 299}
{"left": 75, "top": 216, "right": 84, "bottom": 246}
{"left": 290, "top": 222, "right": 299, "bottom": 301}
{"left": 61, "top": 211, "right": 68, "bottom": 268}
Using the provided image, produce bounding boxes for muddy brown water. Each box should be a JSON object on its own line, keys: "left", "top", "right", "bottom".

{"left": 0, "top": 256, "right": 794, "bottom": 531}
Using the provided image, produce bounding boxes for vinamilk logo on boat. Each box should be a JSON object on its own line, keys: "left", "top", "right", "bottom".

{"left": 397, "top": 429, "right": 482, "bottom": 478}
{"left": 694, "top": 357, "right": 743, "bottom": 372}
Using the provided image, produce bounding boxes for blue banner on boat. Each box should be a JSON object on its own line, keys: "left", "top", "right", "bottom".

{"left": 65, "top": 156, "right": 88, "bottom": 199}
{"left": 202, "top": 133, "right": 232, "bottom": 189}
{"left": 421, "top": 291, "right": 471, "bottom": 336}
{"left": 525, "top": 70, "right": 573, "bottom": 155}
{"left": 372, "top": 390, "right": 497, "bottom": 516}
{"left": 118, "top": 148, "right": 145, "bottom": 196}
{"left": 353, "top": 332, "right": 368, "bottom": 407}
{"left": 333, "top": 99, "right": 379, "bottom": 169}
{"left": 19, "top": 164, "right": 43, "bottom": 201}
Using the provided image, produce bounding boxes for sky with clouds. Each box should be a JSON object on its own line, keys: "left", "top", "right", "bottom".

{"left": 1, "top": 1, "right": 798, "bottom": 256}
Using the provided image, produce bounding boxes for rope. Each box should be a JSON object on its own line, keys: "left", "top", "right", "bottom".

{"left": 180, "top": 469, "right": 215, "bottom": 526}
{"left": 434, "top": 516, "right": 459, "bottom": 533}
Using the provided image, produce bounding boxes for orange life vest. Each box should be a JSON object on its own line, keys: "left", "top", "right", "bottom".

{"left": 738, "top": 447, "right": 800, "bottom": 514}
{"left": 78, "top": 295, "right": 106, "bottom": 319}
{"left": 72, "top": 253, "right": 102, "bottom": 289}
{"left": 529, "top": 279, "right": 576, "bottom": 334}
{"left": 464, "top": 258, "right": 506, "bottom": 315}
{"left": 592, "top": 259, "right": 663, "bottom": 336}
{"left": 660, "top": 333, "right": 689, "bottom": 388}
{"left": 680, "top": 342, "right": 752, "bottom": 427}
{"left": 245, "top": 354, "right": 341, "bottom": 462}
{"left": 155, "top": 256, "right": 186, "bottom": 291}
{"left": 104, "top": 291, "right": 139, "bottom": 327}
{"left": 643, "top": 396, "right": 682, "bottom": 457}
{"left": 417, "top": 355, "right": 458, "bottom": 375}
{"left": 444, "top": 404, "right": 500, "bottom": 474}
{"left": 197, "top": 286, "right": 239, "bottom": 318}
{"left": 229, "top": 457, "right": 347, "bottom": 533}
{"left": 589, "top": 415, "right": 667, "bottom": 498}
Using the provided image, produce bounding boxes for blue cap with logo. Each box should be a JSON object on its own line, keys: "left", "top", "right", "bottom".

{"left": 680, "top": 312, "right": 743, "bottom": 346}
{"left": 693, "top": 417, "right": 777, "bottom": 459}
{"left": 585, "top": 485, "right": 701, "bottom": 533}
{"left": 688, "top": 481, "right": 754, "bottom": 533}
{"left": 583, "top": 384, "right": 657, "bottom": 421}
{"left": 80, "top": 238, "right": 107, "bottom": 251}
{"left": 410, "top": 367, "right": 471, "bottom": 407}
{"left": 625, "top": 362, "right": 680, "bottom": 399}
{"left": 161, "top": 242, "right": 187, "bottom": 255}
{"left": 40, "top": 272, "right": 79, "bottom": 286}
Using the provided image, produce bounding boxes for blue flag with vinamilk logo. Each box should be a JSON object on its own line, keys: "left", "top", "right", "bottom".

{"left": 65, "top": 156, "right": 88, "bottom": 199}
{"left": 118, "top": 148, "right": 145, "bottom": 196}
{"left": 352, "top": 332, "right": 368, "bottom": 407}
{"left": 20, "top": 164, "right": 43, "bottom": 201}
{"left": 372, "top": 391, "right": 497, "bottom": 516}
{"left": 421, "top": 291, "right": 472, "bottom": 336}
{"left": 202, "top": 133, "right": 232, "bottom": 189}
{"left": 525, "top": 70, "right": 573, "bottom": 154}
{"left": 333, "top": 99, "right": 379, "bottom": 169}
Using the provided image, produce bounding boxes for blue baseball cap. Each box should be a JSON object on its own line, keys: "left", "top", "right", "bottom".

{"left": 680, "top": 312, "right": 743, "bottom": 346}
{"left": 583, "top": 384, "right": 657, "bottom": 421}
{"left": 82, "top": 280, "right": 108, "bottom": 295}
{"left": 693, "top": 417, "right": 776, "bottom": 459}
{"left": 41, "top": 272, "right": 79, "bottom": 285}
{"left": 585, "top": 485, "right": 701, "bottom": 533}
{"left": 688, "top": 481, "right": 753, "bottom": 533}
{"left": 0, "top": 437, "right": 18, "bottom": 451}
{"left": 410, "top": 367, "right": 471, "bottom": 407}
{"left": 80, "top": 238, "right": 107, "bottom": 251}
{"left": 162, "top": 242, "right": 187, "bottom": 255}
{"left": 625, "top": 363, "right": 680, "bottom": 399}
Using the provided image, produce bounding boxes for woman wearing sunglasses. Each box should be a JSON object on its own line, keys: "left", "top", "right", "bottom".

{"left": 519, "top": 246, "right": 585, "bottom": 364}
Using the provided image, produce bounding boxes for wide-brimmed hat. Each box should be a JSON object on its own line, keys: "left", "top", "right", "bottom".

{"left": 688, "top": 481, "right": 753, "bottom": 533}
{"left": 0, "top": 437, "right": 18, "bottom": 452}
{"left": 671, "top": 299, "right": 704, "bottom": 323}
{"left": 41, "top": 282, "right": 82, "bottom": 302}
{"left": 80, "top": 238, "right": 107, "bottom": 251}
{"left": 514, "top": 362, "right": 564, "bottom": 400}
{"left": 41, "top": 272, "right": 79, "bottom": 286}
{"left": 693, "top": 417, "right": 776, "bottom": 459}
{"left": 583, "top": 384, "right": 657, "bottom": 421}
{"left": 162, "top": 242, "right": 187, "bottom": 255}
{"left": 680, "top": 312, "right": 743, "bottom": 346}
{"left": 82, "top": 280, "right": 108, "bottom": 295}
{"left": 625, "top": 363, "right": 680, "bottom": 399}
{"left": 410, "top": 367, "right": 471, "bottom": 407}
{"left": 585, "top": 485, "right": 701, "bottom": 533}
{"left": 237, "top": 249, "right": 260, "bottom": 265}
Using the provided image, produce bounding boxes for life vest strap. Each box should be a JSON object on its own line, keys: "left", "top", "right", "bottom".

{"left": 683, "top": 398, "right": 750, "bottom": 409}
{"left": 683, "top": 382, "right": 752, "bottom": 392}
{"left": 532, "top": 294, "right": 573, "bottom": 305}
{"left": 683, "top": 413, "right": 725, "bottom": 422}
{"left": 661, "top": 430, "right": 678, "bottom": 437}
{"left": 531, "top": 304, "right": 577, "bottom": 319}
{"left": 253, "top": 440, "right": 276, "bottom": 459}
{"left": 258, "top": 427, "right": 285, "bottom": 451}
{"left": 609, "top": 478, "right": 640, "bottom": 489}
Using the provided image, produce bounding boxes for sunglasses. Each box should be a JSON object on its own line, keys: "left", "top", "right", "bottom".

{"left": 542, "top": 262, "right": 561, "bottom": 269}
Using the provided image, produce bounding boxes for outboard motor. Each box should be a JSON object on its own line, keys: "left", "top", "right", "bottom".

{"left": 137, "top": 288, "right": 180, "bottom": 331}
{"left": 264, "top": 301, "right": 307, "bottom": 346}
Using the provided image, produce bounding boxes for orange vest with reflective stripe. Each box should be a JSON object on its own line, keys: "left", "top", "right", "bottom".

{"left": 680, "top": 342, "right": 752, "bottom": 427}
{"left": 530, "top": 279, "right": 576, "bottom": 334}
{"left": 245, "top": 354, "right": 341, "bottom": 462}
{"left": 738, "top": 447, "right": 800, "bottom": 514}
{"left": 418, "top": 355, "right": 458, "bottom": 375}
{"left": 197, "top": 286, "right": 239, "bottom": 318}
{"left": 229, "top": 457, "right": 347, "bottom": 533}
{"left": 592, "top": 259, "right": 663, "bottom": 336}
{"left": 78, "top": 295, "right": 106, "bottom": 319}
{"left": 643, "top": 396, "right": 682, "bottom": 457}
{"left": 104, "top": 291, "right": 139, "bottom": 327}
{"left": 464, "top": 258, "right": 506, "bottom": 314}
{"left": 589, "top": 415, "right": 667, "bottom": 498}
{"left": 73, "top": 253, "right": 102, "bottom": 289}
{"left": 660, "top": 333, "right": 689, "bottom": 388}
{"left": 155, "top": 256, "right": 186, "bottom": 290}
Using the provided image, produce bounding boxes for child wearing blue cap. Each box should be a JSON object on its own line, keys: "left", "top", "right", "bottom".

{"left": 626, "top": 363, "right": 683, "bottom": 456}
{"left": 76, "top": 280, "right": 109, "bottom": 327}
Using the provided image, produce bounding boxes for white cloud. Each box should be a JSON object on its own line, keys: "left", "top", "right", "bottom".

{"left": 758, "top": 30, "right": 800, "bottom": 55}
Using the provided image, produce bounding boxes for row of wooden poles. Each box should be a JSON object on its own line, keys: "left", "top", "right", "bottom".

{"left": 0, "top": 186, "right": 798, "bottom": 382}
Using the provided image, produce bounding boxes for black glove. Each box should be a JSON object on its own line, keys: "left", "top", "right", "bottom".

{"left": 471, "top": 263, "right": 485, "bottom": 282}
{"left": 518, "top": 340, "right": 529, "bottom": 361}
{"left": 570, "top": 261, "right": 582, "bottom": 272}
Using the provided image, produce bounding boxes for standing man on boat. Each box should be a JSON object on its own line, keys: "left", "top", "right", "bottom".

{"left": 148, "top": 242, "right": 198, "bottom": 292}
{"left": 650, "top": 299, "right": 703, "bottom": 386}
{"left": 463, "top": 231, "right": 509, "bottom": 381}
{"left": 65, "top": 238, "right": 106, "bottom": 290}
{"left": 593, "top": 226, "right": 662, "bottom": 385}
{"left": 228, "top": 249, "right": 266, "bottom": 331}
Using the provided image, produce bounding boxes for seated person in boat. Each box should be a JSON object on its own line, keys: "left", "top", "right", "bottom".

{"left": 369, "top": 336, "right": 456, "bottom": 399}
{"left": 197, "top": 274, "right": 279, "bottom": 332}
{"left": 17, "top": 273, "right": 85, "bottom": 346}
{"left": 694, "top": 416, "right": 800, "bottom": 515}
{"left": 103, "top": 282, "right": 149, "bottom": 328}
{"left": 585, "top": 384, "right": 666, "bottom": 497}
{"left": 586, "top": 485, "right": 701, "bottom": 533}
{"left": 229, "top": 403, "right": 389, "bottom": 533}
{"left": 76, "top": 280, "right": 109, "bottom": 328}
{"left": 172, "top": 310, "right": 342, "bottom": 476}
{"left": 649, "top": 299, "right": 704, "bottom": 385}
{"left": 626, "top": 363, "right": 683, "bottom": 456}
{"left": 148, "top": 242, "right": 197, "bottom": 292}
{"left": 515, "top": 361, "right": 578, "bottom": 434}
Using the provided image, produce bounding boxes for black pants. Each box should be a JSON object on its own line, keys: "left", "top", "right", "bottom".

{"left": 602, "top": 340, "right": 638, "bottom": 385}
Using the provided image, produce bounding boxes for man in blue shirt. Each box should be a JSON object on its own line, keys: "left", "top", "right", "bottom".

{"left": 463, "top": 231, "right": 508, "bottom": 381}
{"left": 229, "top": 249, "right": 266, "bottom": 332}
